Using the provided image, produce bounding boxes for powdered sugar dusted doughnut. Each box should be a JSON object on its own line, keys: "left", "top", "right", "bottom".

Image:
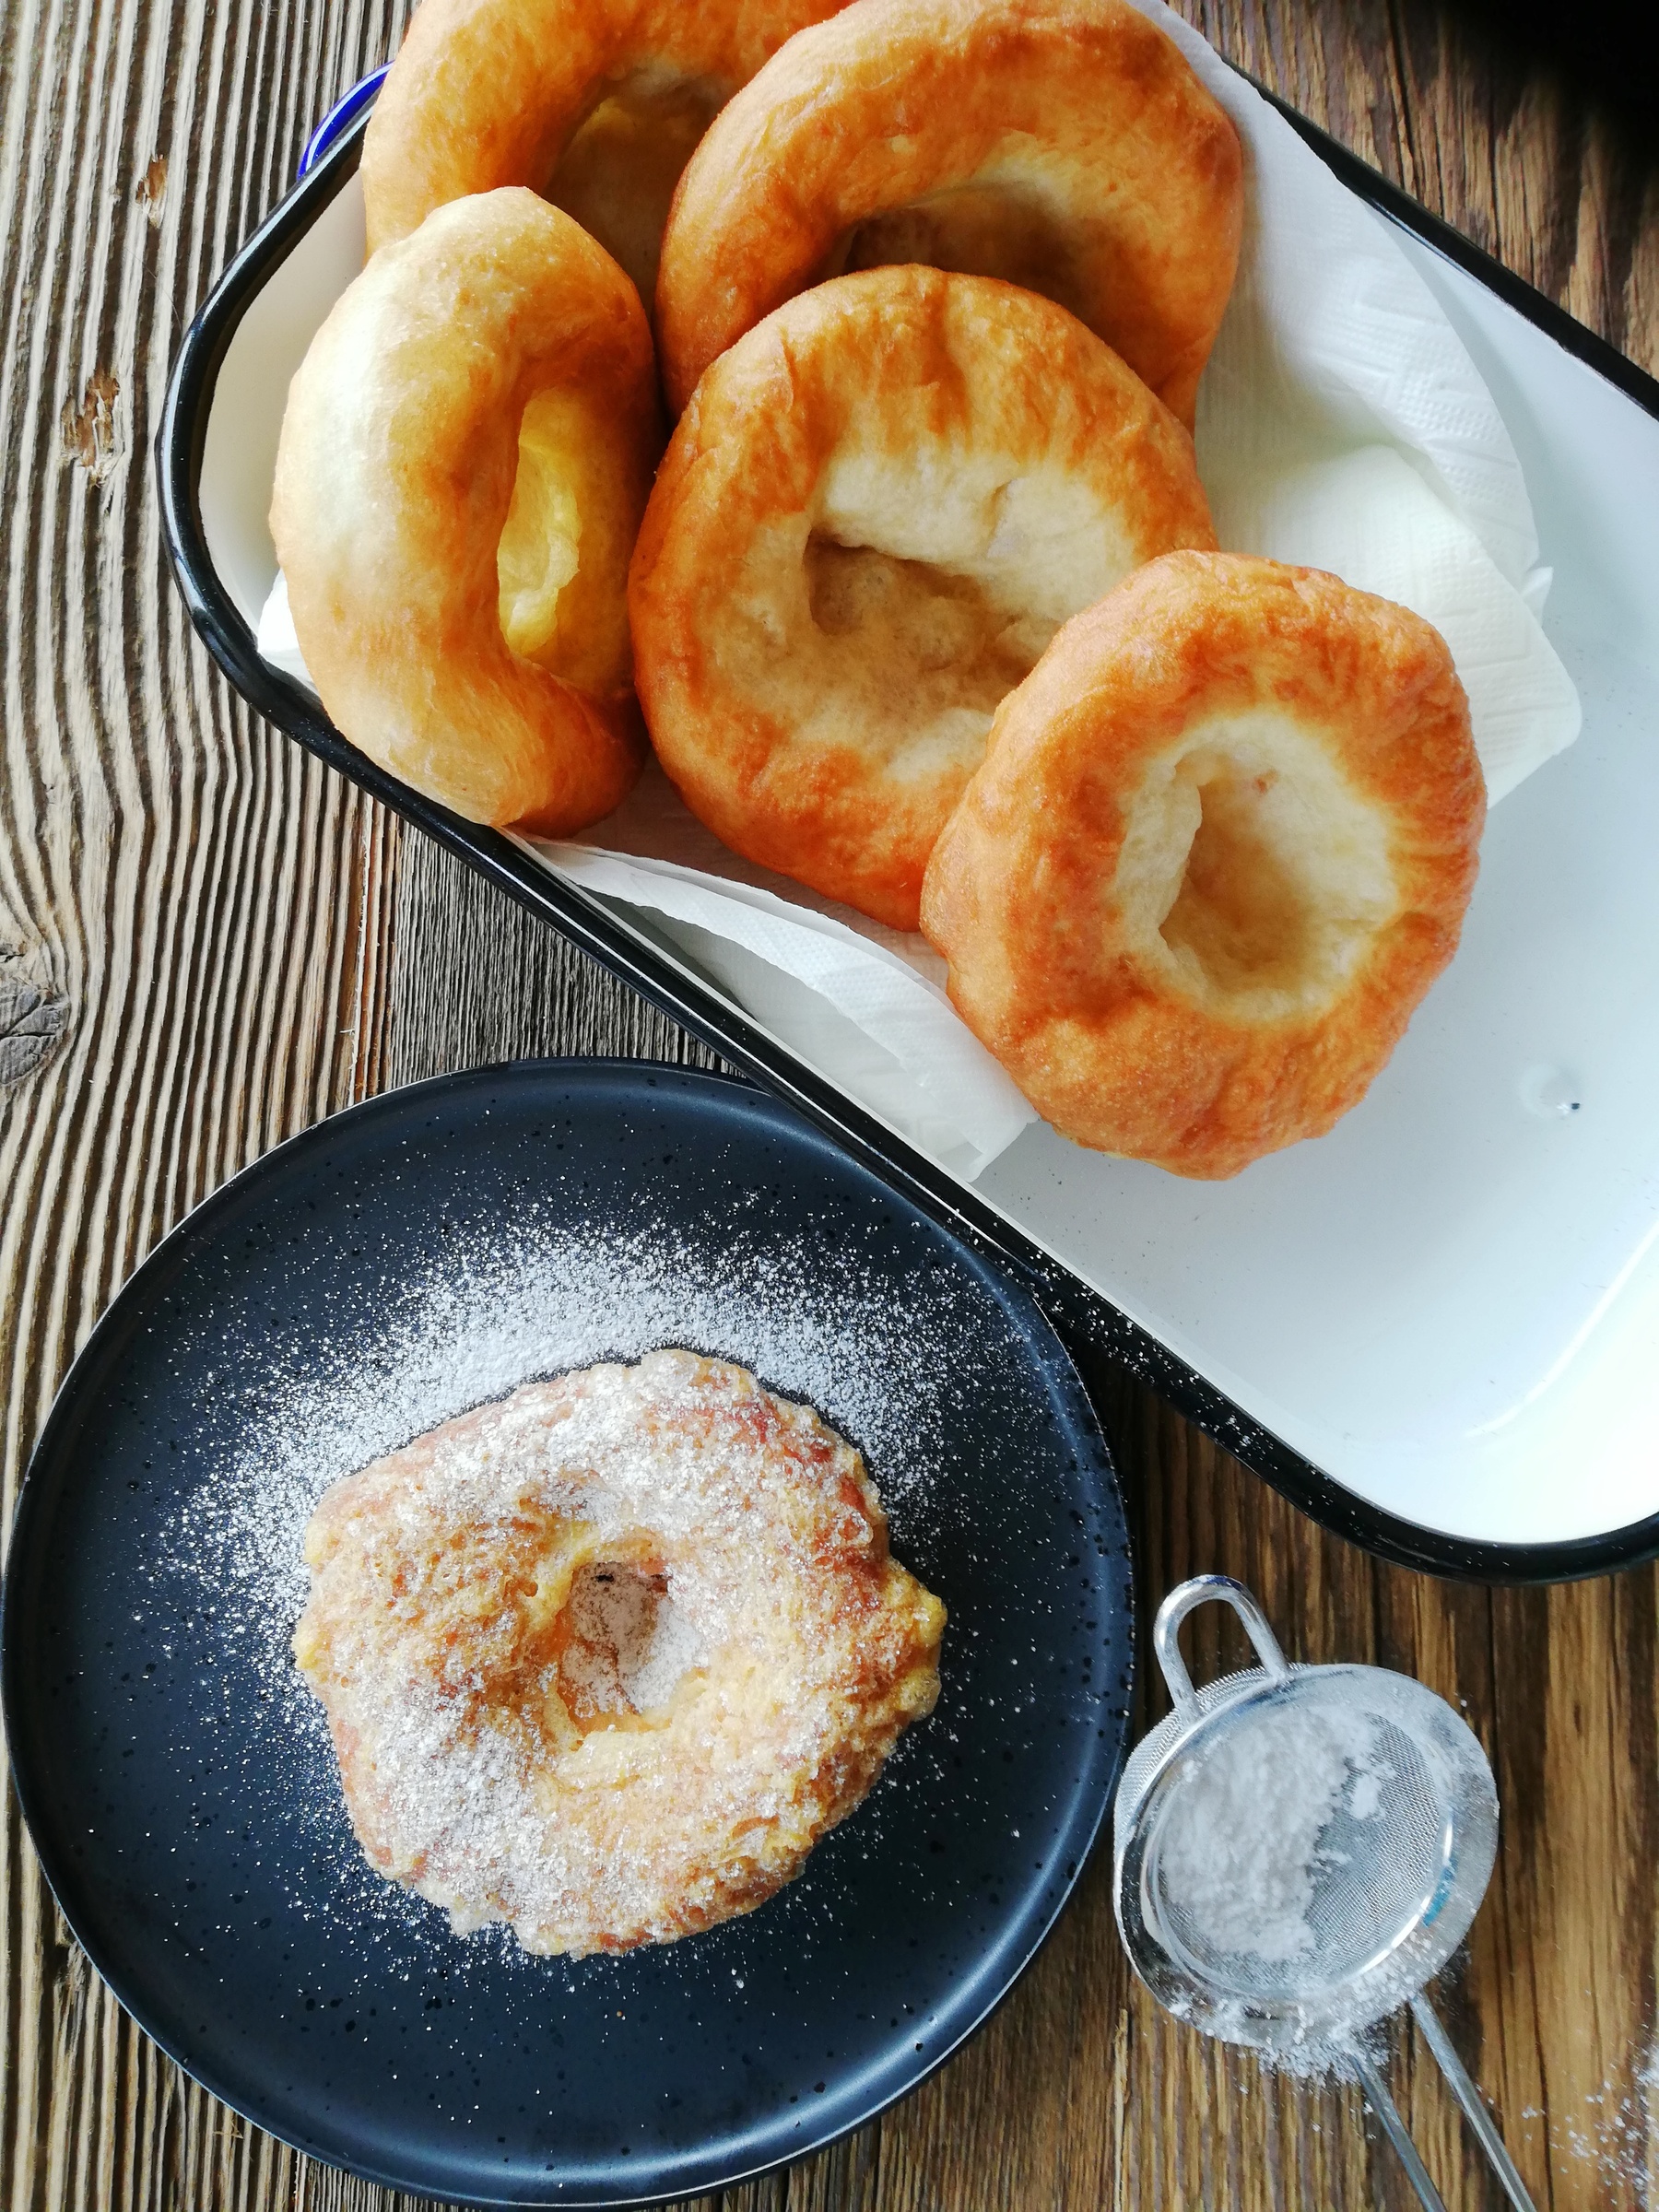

{"left": 292, "top": 1350, "right": 945, "bottom": 1955}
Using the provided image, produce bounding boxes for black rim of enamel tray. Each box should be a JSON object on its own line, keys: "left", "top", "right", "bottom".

{"left": 157, "top": 78, "right": 1659, "bottom": 1590}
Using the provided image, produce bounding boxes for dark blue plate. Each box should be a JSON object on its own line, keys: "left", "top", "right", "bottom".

{"left": 2, "top": 1062, "right": 1132, "bottom": 2207}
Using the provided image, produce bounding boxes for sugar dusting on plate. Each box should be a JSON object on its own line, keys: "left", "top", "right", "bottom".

{"left": 144, "top": 1204, "right": 993, "bottom": 1966}
{"left": 293, "top": 1351, "right": 945, "bottom": 1955}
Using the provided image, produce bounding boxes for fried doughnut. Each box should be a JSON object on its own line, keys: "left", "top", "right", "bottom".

{"left": 657, "top": 0, "right": 1243, "bottom": 423}
{"left": 921, "top": 553, "right": 1485, "bottom": 1179}
{"left": 629, "top": 266, "right": 1218, "bottom": 930}
{"left": 361, "top": 0, "right": 853, "bottom": 302}
{"left": 271, "top": 189, "right": 659, "bottom": 835}
{"left": 292, "top": 1350, "right": 946, "bottom": 1956}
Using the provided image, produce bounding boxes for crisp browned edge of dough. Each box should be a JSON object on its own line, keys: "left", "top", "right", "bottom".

{"left": 920, "top": 550, "right": 1487, "bottom": 1180}
{"left": 271, "top": 189, "right": 662, "bottom": 836}
{"left": 629, "top": 265, "right": 1218, "bottom": 932}
{"left": 656, "top": 0, "right": 1244, "bottom": 418}
{"left": 360, "top": 0, "right": 857, "bottom": 255}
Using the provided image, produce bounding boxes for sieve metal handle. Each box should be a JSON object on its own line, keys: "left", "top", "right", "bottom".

{"left": 1152, "top": 1575, "right": 1291, "bottom": 1720}
{"left": 1412, "top": 1996, "right": 1537, "bottom": 2211}
{"left": 1347, "top": 2045, "right": 1449, "bottom": 2212}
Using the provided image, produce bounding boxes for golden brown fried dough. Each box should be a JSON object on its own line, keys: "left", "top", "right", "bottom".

{"left": 629, "top": 266, "right": 1218, "bottom": 930}
{"left": 271, "top": 189, "right": 660, "bottom": 835}
{"left": 361, "top": 0, "right": 853, "bottom": 301}
{"left": 293, "top": 1352, "right": 946, "bottom": 1957}
{"left": 921, "top": 553, "right": 1485, "bottom": 1178}
{"left": 656, "top": 0, "right": 1242, "bottom": 422}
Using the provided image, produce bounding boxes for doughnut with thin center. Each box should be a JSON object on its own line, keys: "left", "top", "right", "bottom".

{"left": 920, "top": 552, "right": 1485, "bottom": 1179}
{"left": 271, "top": 189, "right": 660, "bottom": 835}
{"left": 629, "top": 265, "right": 1218, "bottom": 931}
{"left": 292, "top": 1351, "right": 947, "bottom": 1956}
{"left": 360, "top": 0, "right": 853, "bottom": 302}
{"left": 656, "top": 0, "right": 1243, "bottom": 423}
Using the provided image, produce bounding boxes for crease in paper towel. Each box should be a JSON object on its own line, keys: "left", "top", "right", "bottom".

{"left": 253, "top": 0, "right": 1583, "bottom": 1179}
{"left": 1210, "top": 446, "right": 1579, "bottom": 800}
{"left": 519, "top": 838, "right": 1038, "bottom": 1180}
{"left": 1129, "top": 0, "right": 1581, "bottom": 784}
{"left": 258, "top": 584, "right": 1036, "bottom": 1177}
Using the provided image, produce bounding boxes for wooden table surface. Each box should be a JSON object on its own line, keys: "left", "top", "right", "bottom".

{"left": 3, "top": 0, "right": 1656, "bottom": 2204}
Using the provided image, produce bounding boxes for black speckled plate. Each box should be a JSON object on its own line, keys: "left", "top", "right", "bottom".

{"left": 2, "top": 1063, "right": 1132, "bottom": 2207}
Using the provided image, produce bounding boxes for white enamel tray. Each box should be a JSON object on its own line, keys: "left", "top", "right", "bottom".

{"left": 160, "top": 80, "right": 1659, "bottom": 1580}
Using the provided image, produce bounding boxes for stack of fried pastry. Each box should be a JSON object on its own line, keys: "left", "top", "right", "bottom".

{"left": 273, "top": 0, "right": 1485, "bottom": 1179}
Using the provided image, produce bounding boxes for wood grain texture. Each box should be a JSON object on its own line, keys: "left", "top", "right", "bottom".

{"left": 0, "top": 0, "right": 1655, "bottom": 2204}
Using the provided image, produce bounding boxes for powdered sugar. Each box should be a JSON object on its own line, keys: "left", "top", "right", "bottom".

{"left": 1155, "top": 1703, "right": 1388, "bottom": 1967}
{"left": 561, "top": 1566, "right": 702, "bottom": 1716}
{"left": 297, "top": 1352, "right": 941, "bottom": 1953}
{"left": 1528, "top": 2037, "right": 1659, "bottom": 2198}
{"left": 147, "top": 1201, "right": 986, "bottom": 1958}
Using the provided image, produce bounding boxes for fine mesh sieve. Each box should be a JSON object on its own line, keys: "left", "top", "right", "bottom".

{"left": 1114, "top": 1576, "right": 1535, "bottom": 2212}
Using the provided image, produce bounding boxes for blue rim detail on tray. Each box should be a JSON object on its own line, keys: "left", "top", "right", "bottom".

{"left": 153, "top": 86, "right": 1659, "bottom": 1585}
{"left": 298, "top": 66, "right": 390, "bottom": 177}
{"left": 1, "top": 1060, "right": 1134, "bottom": 2206}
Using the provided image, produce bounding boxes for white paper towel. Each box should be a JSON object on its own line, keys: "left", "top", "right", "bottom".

{"left": 1210, "top": 445, "right": 1581, "bottom": 800}
{"left": 257, "top": 0, "right": 1583, "bottom": 1181}
{"left": 258, "top": 570, "right": 312, "bottom": 690}
{"left": 524, "top": 839, "right": 1038, "bottom": 1175}
{"left": 1145, "top": 0, "right": 1583, "bottom": 791}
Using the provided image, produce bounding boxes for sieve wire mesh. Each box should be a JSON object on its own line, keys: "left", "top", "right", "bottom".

{"left": 1114, "top": 1577, "right": 1532, "bottom": 2212}
{"left": 1141, "top": 1683, "right": 1454, "bottom": 2006}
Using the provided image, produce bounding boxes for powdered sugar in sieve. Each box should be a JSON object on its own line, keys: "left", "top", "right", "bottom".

{"left": 1115, "top": 1575, "right": 1535, "bottom": 2212}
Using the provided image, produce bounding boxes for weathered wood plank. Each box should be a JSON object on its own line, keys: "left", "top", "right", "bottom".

{"left": 384, "top": 840, "right": 730, "bottom": 1085}
{"left": 1, "top": 0, "right": 1655, "bottom": 2205}
{"left": 0, "top": 0, "right": 411, "bottom": 2206}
